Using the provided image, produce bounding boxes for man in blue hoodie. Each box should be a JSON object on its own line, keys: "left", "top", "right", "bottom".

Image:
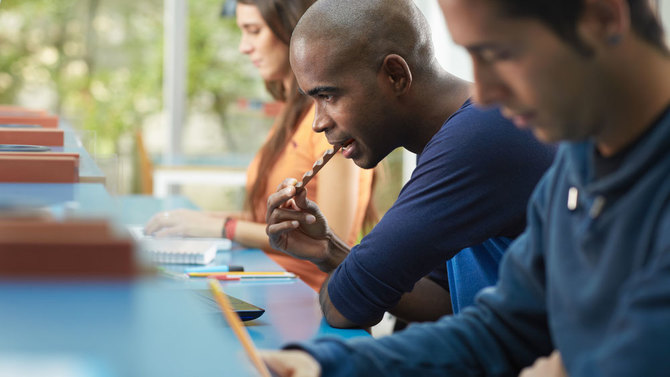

{"left": 260, "top": 0, "right": 670, "bottom": 376}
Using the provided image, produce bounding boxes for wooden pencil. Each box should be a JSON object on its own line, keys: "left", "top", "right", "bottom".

{"left": 294, "top": 145, "right": 342, "bottom": 194}
{"left": 207, "top": 279, "right": 272, "bottom": 377}
{"left": 294, "top": 138, "right": 354, "bottom": 194}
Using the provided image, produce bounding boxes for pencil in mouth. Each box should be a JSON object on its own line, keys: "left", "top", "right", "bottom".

{"left": 294, "top": 139, "right": 352, "bottom": 193}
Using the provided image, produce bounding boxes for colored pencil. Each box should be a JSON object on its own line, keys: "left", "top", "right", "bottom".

{"left": 207, "top": 279, "right": 271, "bottom": 377}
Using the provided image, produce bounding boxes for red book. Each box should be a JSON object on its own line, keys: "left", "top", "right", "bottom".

{"left": 0, "top": 128, "right": 64, "bottom": 146}
{"left": 0, "top": 155, "right": 79, "bottom": 183}
{"left": 0, "top": 219, "right": 137, "bottom": 279}
{"left": 0, "top": 113, "right": 59, "bottom": 128}
{"left": 0, "top": 152, "right": 80, "bottom": 168}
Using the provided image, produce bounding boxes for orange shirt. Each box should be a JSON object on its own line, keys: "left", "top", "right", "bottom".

{"left": 246, "top": 105, "right": 373, "bottom": 291}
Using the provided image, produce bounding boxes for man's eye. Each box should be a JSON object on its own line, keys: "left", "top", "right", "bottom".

{"left": 319, "top": 94, "right": 333, "bottom": 101}
{"left": 479, "top": 48, "right": 514, "bottom": 63}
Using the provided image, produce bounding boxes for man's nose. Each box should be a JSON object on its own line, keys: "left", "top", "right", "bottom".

{"left": 472, "top": 62, "right": 509, "bottom": 107}
{"left": 312, "top": 103, "right": 333, "bottom": 133}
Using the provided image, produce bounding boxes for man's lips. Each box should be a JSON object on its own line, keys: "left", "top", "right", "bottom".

{"left": 511, "top": 113, "right": 535, "bottom": 127}
{"left": 502, "top": 108, "right": 536, "bottom": 128}
{"left": 327, "top": 138, "right": 355, "bottom": 158}
{"left": 329, "top": 138, "right": 354, "bottom": 148}
{"left": 340, "top": 139, "right": 355, "bottom": 158}
{"left": 340, "top": 138, "right": 354, "bottom": 148}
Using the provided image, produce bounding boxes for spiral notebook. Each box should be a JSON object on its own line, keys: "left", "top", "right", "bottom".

{"left": 128, "top": 226, "right": 230, "bottom": 265}
{"left": 139, "top": 239, "right": 217, "bottom": 265}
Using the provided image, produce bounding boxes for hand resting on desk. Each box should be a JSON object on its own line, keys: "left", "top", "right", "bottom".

{"left": 519, "top": 350, "right": 567, "bottom": 377}
{"left": 144, "top": 208, "right": 233, "bottom": 238}
{"left": 261, "top": 350, "right": 321, "bottom": 377}
{"left": 266, "top": 178, "right": 350, "bottom": 273}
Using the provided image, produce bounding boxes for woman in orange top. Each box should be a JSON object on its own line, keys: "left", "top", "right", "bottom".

{"left": 145, "top": 0, "right": 375, "bottom": 291}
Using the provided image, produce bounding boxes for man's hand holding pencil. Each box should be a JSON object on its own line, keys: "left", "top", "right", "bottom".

{"left": 266, "top": 142, "right": 354, "bottom": 273}
{"left": 265, "top": 178, "right": 335, "bottom": 269}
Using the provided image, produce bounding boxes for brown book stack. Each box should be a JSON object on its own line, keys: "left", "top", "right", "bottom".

{"left": 0, "top": 154, "right": 79, "bottom": 183}
{"left": 0, "top": 107, "right": 59, "bottom": 128}
{"left": 0, "top": 218, "right": 137, "bottom": 279}
{"left": 0, "top": 128, "right": 64, "bottom": 146}
{"left": 0, "top": 105, "right": 79, "bottom": 182}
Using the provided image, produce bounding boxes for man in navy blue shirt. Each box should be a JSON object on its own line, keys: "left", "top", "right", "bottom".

{"left": 265, "top": 0, "right": 554, "bottom": 328}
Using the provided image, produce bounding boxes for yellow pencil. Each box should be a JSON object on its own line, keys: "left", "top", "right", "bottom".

{"left": 207, "top": 279, "right": 271, "bottom": 377}
{"left": 190, "top": 271, "right": 296, "bottom": 278}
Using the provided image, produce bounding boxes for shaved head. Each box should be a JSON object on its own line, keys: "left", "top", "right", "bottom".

{"left": 291, "top": 0, "right": 435, "bottom": 77}
{"left": 288, "top": 0, "right": 462, "bottom": 169}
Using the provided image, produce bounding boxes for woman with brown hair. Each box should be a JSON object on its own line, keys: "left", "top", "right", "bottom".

{"left": 145, "top": 0, "right": 375, "bottom": 291}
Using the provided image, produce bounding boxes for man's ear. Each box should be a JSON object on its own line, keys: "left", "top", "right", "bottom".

{"left": 381, "top": 54, "right": 412, "bottom": 95}
{"left": 579, "top": 0, "right": 630, "bottom": 47}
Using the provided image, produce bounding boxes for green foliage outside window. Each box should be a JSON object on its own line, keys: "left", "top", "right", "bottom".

{"left": 0, "top": 0, "right": 266, "bottom": 189}
{"left": 0, "top": 0, "right": 402, "bottom": 212}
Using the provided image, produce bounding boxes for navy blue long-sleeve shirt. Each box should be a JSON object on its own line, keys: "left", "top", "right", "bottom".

{"left": 328, "top": 100, "right": 556, "bottom": 323}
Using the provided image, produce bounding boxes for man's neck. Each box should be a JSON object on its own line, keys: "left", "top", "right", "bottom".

{"left": 596, "top": 45, "right": 670, "bottom": 157}
{"left": 402, "top": 69, "right": 472, "bottom": 154}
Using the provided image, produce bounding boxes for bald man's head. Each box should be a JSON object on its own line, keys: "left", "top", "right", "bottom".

{"left": 288, "top": 0, "right": 445, "bottom": 169}
{"left": 291, "top": 0, "right": 435, "bottom": 77}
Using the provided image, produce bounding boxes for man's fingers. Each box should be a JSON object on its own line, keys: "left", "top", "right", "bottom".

{"left": 266, "top": 220, "right": 300, "bottom": 237}
{"left": 293, "top": 186, "right": 309, "bottom": 209}
{"left": 260, "top": 351, "right": 290, "bottom": 377}
{"left": 268, "top": 207, "right": 316, "bottom": 226}
{"left": 260, "top": 351, "right": 321, "bottom": 377}
{"left": 275, "top": 177, "right": 299, "bottom": 191}
{"left": 266, "top": 205, "right": 305, "bottom": 232}
{"left": 266, "top": 185, "right": 297, "bottom": 223}
{"left": 285, "top": 198, "right": 299, "bottom": 211}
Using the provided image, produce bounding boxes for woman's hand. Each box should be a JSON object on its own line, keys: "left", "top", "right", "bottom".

{"left": 144, "top": 209, "right": 225, "bottom": 238}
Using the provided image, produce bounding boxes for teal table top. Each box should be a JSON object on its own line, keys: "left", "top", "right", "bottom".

{"left": 116, "top": 194, "right": 370, "bottom": 347}
{"left": 0, "top": 279, "right": 257, "bottom": 376}
{"left": 0, "top": 187, "right": 369, "bottom": 376}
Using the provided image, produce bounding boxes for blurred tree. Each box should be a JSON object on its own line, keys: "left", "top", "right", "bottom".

{"left": 188, "top": 0, "right": 262, "bottom": 152}
{"left": 0, "top": 0, "right": 266, "bottom": 192}
{"left": 0, "top": 0, "right": 160, "bottom": 154}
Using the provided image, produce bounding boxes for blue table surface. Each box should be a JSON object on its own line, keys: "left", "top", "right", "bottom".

{"left": 0, "top": 279, "right": 256, "bottom": 376}
{"left": 0, "top": 182, "right": 114, "bottom": 219}
{"left": 116, "top": 194, "right": 370, "bottom": 346}
{"left": 0, "top": 187, "right": 369, "bottom": 376}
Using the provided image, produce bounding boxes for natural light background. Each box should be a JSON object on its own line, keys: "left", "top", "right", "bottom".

{"left": 0, "top": 0, "right": 666, "bottom": 213}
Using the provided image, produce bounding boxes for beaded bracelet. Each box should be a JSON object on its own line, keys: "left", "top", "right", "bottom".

{"left": 223, "top": 217, "right": 238, "bottom": 240}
